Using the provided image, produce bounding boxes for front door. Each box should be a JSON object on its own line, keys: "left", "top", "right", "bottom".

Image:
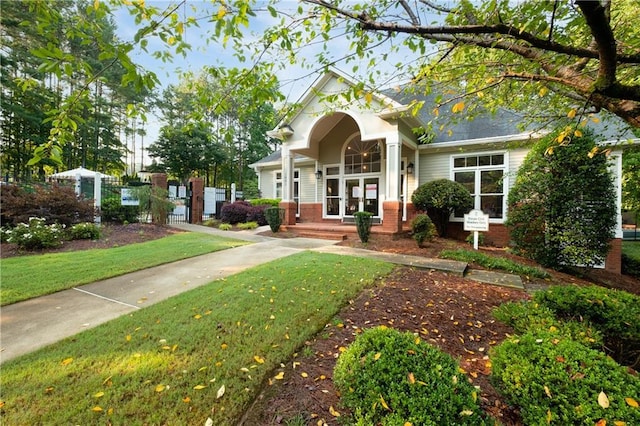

{"left": 344, "top": 177, "right": 379, "bottom": 217}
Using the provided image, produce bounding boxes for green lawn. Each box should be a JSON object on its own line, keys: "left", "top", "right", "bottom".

{"left": 623, "top": 240, "right": 640, "bottom": 261}
{"left": 0, "top": 252, "right": 394, "bottom": 425}
{"left": 0, "top": 232, "right": 249, "bottom": 306}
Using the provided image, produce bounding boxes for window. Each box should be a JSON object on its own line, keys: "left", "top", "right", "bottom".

{"left": 452, "top": 153, "right": 506, "bottom": 219}
{"left": 344, "top": 138, "right": 381, "bottom": 174}
{"left": 274, "top": 170, "right": 300, "bottom": 215}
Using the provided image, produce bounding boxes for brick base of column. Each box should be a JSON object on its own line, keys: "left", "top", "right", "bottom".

{"left": 382, "top": 201, "right": 403, "bottom": 234}
{"left": 279, "top": 201, "right": 298, "bottom": 225}
{"left": 151, "top": 173, "right": 168, "bottom": 225}
{"left": 605, "top": 238, "right": 622, "bottom": 274}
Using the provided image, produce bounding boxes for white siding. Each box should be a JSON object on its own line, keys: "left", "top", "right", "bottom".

{"left": 418, "top": 152, "right": 451, "bottom": 183}
{"left": 507, "top": 147, "right": 529, "bottom": 190}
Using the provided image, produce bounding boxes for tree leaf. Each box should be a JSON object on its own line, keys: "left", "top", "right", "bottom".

{"left": 598, "top": 391, "right": 610, "bottom": 408}
{"left": 567, "top": 109, "right": 577, "bottom": 119}
{"left": 155, "top": 384, "right": 166, "bottom": 392}
{"left": 254, "top": 355, "right": 265, "bottom": 364}
{"left": 625, "top": 397, "right": 638, "bottom": 407}
{"left": 379, "top": 395, "right": 391, "bottom": 411}
{"left": 452, "top": 101, "right": 465, "bottom": 113}
{"left": 193, "top": 385, "right": 206, "bottom": 390}
{"left": 329, "top": 405, "right": 340, "bottom": 417}
{"left": 274, "top": 371, "right": 284, "bottom": 380}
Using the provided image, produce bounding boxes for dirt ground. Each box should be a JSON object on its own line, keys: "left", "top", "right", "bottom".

{"left": 2, "top": 224, "right": 638, "bottom": 425}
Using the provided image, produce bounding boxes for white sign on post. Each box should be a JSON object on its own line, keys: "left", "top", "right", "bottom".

{"left": 464, "top": 209, "right": 489, "bottom": 250}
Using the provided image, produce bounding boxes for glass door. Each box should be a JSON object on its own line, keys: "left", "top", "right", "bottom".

{"left": 344, "top": 177, "right": 379, "bottom": 217}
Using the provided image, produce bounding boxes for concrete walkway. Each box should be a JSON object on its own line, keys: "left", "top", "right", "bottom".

{"left": 0, "top": 223, "right": 521, "bottom": 364}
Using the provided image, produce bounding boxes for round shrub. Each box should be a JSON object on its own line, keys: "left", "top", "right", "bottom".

{"left": 491, "top": 332, "right": 640, "bottom": 425}
{"left": 334, "top": 326, "right": 486, "bottom": 425}
{"left": 410, "top": 214, "right": 437, "bottom": 247}
{"left": 68, "top": 222, "right": 101, "bottom": 240}
{"left": 220, "top": 201, "right": 252, "bottom": 224}
{"left": 411, "top": 179, "right": 473, "bottom": 237}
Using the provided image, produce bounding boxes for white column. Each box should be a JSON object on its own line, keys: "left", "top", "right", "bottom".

{"left": 385, "top": 134, "right": 401, "bottom": 201}
{"left": 281, "top": 145, "right": 295, "bottom": 202}
{"left": 93, "top": 172, "right": 102, "bottom": 225}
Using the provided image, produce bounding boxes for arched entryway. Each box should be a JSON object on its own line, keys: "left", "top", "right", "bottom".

{"left": 321, "top": 135, "right": 384, "bottom": 222}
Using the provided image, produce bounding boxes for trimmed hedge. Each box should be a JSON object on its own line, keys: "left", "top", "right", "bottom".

{"left": 334, "top": 326, "right": 486, "bottom": 425}
{"left": 491, "top": 332, "right": 640, "bottom": 425}
{"left": 533, "top": 285, "right": 640, "bottom": 367}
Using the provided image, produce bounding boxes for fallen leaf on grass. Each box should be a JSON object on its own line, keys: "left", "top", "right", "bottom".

{"left": 193, "top": 385, "right": 206, "bottom": 390}
{"left": 329, "top": 406, "right": 340, "bottom": 417}
{"left": 216, "top": 384, "right": 225, "bottom": 399}
{"left": 625, "top": 397, "right": 638, "bottom": 407}
{"left": 598, "top": 391, "right": 610, "bottom": 409}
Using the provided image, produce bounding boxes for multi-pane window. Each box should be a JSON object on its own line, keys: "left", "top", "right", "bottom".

{"left": 344, "top": 138, "right": 381, "bottom": 174}
{"left": 453, "top": 153, "right": 506, "bottom": 219}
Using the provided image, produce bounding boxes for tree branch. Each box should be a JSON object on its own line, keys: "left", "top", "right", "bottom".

{"left": 576, "top": 0, "right": 617, "bottom": 89}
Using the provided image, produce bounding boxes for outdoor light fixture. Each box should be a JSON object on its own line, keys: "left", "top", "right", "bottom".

{"left": 407, "top": 162, "right": 415, "bottom": 175}
{"left": 280, "top": 124, "right": 294, "bottom": 136}
{"left": 315, "top": 170, "right": 323, "bottom": 180}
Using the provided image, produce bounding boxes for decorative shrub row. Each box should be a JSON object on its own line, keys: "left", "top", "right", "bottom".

{"left": 334, "top": 326, "right": 487, "bottom": 425}
{"left": 533, "top": 285, "right": 640, "bottom": 367}
{"left": 0, "top": 183, "right": 94, "bottom": 228}
{"left": 249, "top": 198, "right": 280, "bottom": 207}
{"left": 2, "top": 219, "right": 101, "bottom": 250}
{"left": 491, "top": 332, "right": 640, "bottom": 425}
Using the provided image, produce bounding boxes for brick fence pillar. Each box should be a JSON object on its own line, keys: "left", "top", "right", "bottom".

{"left": 151, "top": 173, "right": 168, "bottom": 225}
{"left": 189, "top": 177, "right": 204, "bottom": 224}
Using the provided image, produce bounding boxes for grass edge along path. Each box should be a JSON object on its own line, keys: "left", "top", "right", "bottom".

{"left": 0, "top": 252, "right": 394, "bottom": 425}
{"left": 0, "top": 232, "right": 249, "bottom": 306}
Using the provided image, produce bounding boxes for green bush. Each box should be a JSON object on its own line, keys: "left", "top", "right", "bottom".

{"left": 101, "top": 197, "right": 139, "bottom": 224}
{"left": 6, "top": 217, "right": 65, "bottom": 249}
{"left": 506, "top": 127, "right": 617, "bottom": 268}
{"left": 218, "top": 223, "right": 233, "bottom": 231}
{"left": 354, "top": 211, "right": 373, "bottom": 243}
{"left": 67, "top": 222, "right": 101, "bottom": 240}
{"left": 491, "top": 332, "right": 640, "bottom": 425}
{"left": 410, "top": 214, "right": 437, "bottom": 247}
{"left": 264, "top": 207, "right": 284, "bottom": 233}
{"left": 492, "top": 301, "right": 603, "bottom": 348}
{"left": 334, "top": 326, "right": 486, "bottom": 426}
{"left": 411, "top": 179, "right": 473, "bottom": 237}
{"left": 533, "top": 285, "right": 640, "bottom": 367}
{"left": 249, "top": 198, "right": 281, "bottom": 207}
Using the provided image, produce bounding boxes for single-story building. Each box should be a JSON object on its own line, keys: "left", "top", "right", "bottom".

{"left": 250, "top": 68, "right": 638, "bottom": 273}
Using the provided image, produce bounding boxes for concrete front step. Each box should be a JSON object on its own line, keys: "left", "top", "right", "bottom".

{"left": 292, "top": 231, "right": 348, "bottom": 241}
